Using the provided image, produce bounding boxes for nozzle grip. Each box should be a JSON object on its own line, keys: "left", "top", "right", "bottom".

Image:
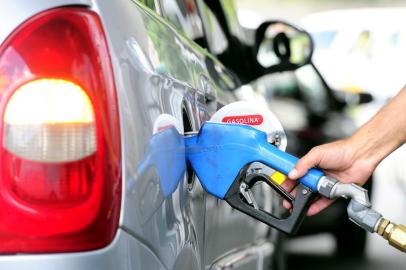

{"left": 225, "top": 172, "right": 315, "bottom": 235}
{"left": 256, "top": 143, "right": 324, "bottom": 192}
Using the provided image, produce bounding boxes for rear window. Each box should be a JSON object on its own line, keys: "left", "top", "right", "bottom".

{"left": 159, "top": 0, "right": 204, "bottom": 41}
{"left": 198, "top": 0, "right": 229, "bottom": 54}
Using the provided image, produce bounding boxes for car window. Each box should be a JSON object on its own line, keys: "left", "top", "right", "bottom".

{"left": 389, "top": 32, "right": 400, "bottom": 48}
{"left": 349, "top": 30, "right": 372, "bottom": 57}
{"left": 256, "top": 65, "right": 330, "bottom": 115}
{"left": 159, "top": 0, "right": 204, "bottom": 42}
{"left": 196, "top": 0, "right": 229, "bottom": 54}
{"left": 295, "top": 65, "right": 329, "bottom": 114}
{"left": 311, "top": 30, "right": 337, "bottom": 50}
{"left": 220, "top": 0, "right": 246, "bottom": 43}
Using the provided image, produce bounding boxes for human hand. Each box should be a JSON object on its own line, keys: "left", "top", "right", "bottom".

{"left": 282, "top": 137, "right": 376, "bottom": 216}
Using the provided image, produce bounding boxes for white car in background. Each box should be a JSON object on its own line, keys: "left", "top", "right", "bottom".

{"left": 302, "top": 8, "right": 406, "bottom": 101}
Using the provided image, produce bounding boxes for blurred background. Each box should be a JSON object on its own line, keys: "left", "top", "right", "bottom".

{"left": 233, "top": 0, "right": 406, "bottom": 269}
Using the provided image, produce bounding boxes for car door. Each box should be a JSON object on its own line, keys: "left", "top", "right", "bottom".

{"left": 97, "top": 0, "right": 222, "bottom": 268}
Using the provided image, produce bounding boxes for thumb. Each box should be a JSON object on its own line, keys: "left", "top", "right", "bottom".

{"left": 288, "top": 147, "right": 322, "bottom": 180}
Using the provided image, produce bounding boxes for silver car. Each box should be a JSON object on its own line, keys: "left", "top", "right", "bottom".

{"left": 0, "top": 0, "right": 279, "bottom": 269}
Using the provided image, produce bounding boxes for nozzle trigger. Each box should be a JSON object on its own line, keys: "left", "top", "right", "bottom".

{"left": 225, "top": 169, "right": 316, "bottom": 235}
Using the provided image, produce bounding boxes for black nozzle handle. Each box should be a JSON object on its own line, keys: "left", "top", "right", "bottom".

{"left": 225, "top": 172, "right": 315, "bottom": 235}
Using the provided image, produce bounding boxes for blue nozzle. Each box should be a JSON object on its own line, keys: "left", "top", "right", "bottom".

{"left": 136, "top": 127, "right": 186, "bottom": 197}
{"left": 185, "top": 122, "right": 324, "bottom": 199}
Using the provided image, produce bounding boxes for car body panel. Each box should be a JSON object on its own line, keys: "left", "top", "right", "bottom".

{"left": 0, "top": 230, "right": 165, "bottom": 270}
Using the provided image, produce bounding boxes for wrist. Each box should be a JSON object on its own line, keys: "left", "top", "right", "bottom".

{"left": 348, "top": 128, "right": 391, "bottom": 168}
{"left": 349, "top": 86, "right": 406, "bottom": 166}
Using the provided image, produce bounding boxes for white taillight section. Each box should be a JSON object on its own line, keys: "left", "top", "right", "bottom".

{"left": 3, "top": 79, "right": 96, "bottom": 162}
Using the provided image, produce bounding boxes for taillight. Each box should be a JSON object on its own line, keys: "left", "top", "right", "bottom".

{"left": 0, "top": 7, "right": 121, "bottom": 253}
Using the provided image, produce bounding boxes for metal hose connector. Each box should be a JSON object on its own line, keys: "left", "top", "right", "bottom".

{"left": 376, "top": 218, "right": 406, "bottom": 252}
{"left": 318, "top": 176, "right": 406, "bottom": 253}
{"left": 318, "top": 176, "right": 381, "bottom": 232}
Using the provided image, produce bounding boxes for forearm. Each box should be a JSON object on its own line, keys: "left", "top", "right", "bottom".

{"left": 350, "top": 86, "right": 406, "bottom": 167}
{"left": 288, "top": 87, "right": 406, "bottom": 215}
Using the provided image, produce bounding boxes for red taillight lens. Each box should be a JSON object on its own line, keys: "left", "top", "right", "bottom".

{"left": 0, "top": 8, "right": 121, "bottom": 253}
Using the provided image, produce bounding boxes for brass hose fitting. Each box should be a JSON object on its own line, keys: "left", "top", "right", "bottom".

{"left": 376, "top": 218, "right": 406, "bottom": 252}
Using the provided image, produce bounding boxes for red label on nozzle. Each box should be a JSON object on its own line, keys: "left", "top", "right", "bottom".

{"left": 222, "top": 114, "right": 263, "bottom": 126}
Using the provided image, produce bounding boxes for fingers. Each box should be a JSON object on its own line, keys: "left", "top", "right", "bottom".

{"left": 288, "top": 147, "right": 323, "bottom": 180}
{"left": 283, "top": 187, "right": 334, "bottom": 216}
{"left": 282, "top": 182, "right": 297, "bottom": 209}
{"left": 307, "top": 197, "right": 334, "bottom": 216}
{"left": 282, "top": 199, "right": 291, "bottom": 209}
{"left": 280, "top": 178, "right": 296, "bottom": 191}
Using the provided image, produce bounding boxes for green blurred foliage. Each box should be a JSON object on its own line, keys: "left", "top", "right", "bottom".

{"left": 270, "top": 0, "right": 403, "bottom": 3}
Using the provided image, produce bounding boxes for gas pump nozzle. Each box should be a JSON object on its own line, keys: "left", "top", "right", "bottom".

{"left": 185, "top": 122, "right": 320, "bottom": 234}
{"left": 185, "top": 122, "right": 406, "bottom": 252}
